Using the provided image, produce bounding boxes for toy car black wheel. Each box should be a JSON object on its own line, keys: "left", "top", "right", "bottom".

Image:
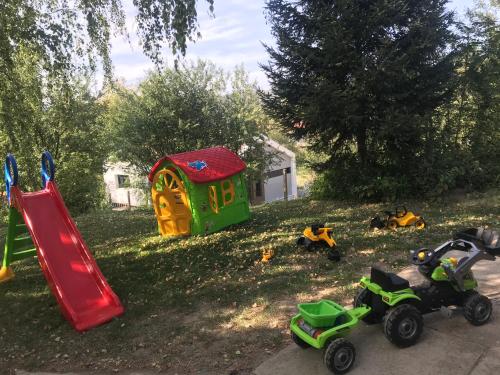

{"left": 370, "top": 216, "right": 386, "bottom": 230}
{"left": 387, "top": 219, "right": 398, "bottom": 230}
{"left": 415, "top": 219, "right": 426, "bottom": 230}
{"left": 297, "top": 236, "right": 314, "bottom": 251}
{"left": 323, "top": 338, "right": 356, "bottom": 374}
{"left": 353, "top": 289, "right": 383, "bottom": 324}
{"left": 463, "top": 293, "right": 492, "bottom": 326}
{"left": 291, "top": 331, "right": 310, "bottom": 349}
{"left": 383, "top": 304, "right": 423, "bottom": 348}
{"left": 327, "top": 248, "right": 341, "bottom": 261}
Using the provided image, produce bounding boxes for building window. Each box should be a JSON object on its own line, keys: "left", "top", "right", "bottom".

{"left": 265, "top": 167, "right": 291, "bottom": 179}
{"left": 117, "top": 175, "right": 130, "bottom": 188}
{"left": 255, "top": 181, "right": 262, "bottom": 197}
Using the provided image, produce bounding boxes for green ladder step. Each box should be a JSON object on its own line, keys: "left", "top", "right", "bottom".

{"left": 13, "top": 235, "right": 33, "bottom": 246}
{"left": 15, "top": 223, "right": 29, "bottom": 236}
{"left": 10, "top": 248, "right": 37, "bottom": 262}
{"left": 12, "top": 236, "right": 35, "bottom": 252}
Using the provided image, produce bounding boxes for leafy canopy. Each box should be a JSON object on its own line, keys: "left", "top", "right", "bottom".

{"left": 0, "top": 48, "right": 108, "bottom": 214}
{"left": 0, "top": 0, "right": 214, "bottom": 77}
{"left": 105, "top": 61, "right": 269, "bottom": 181}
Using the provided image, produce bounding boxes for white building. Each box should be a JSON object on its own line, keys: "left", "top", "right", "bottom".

{"left": 248, "top": 138, "right": 298, "bottom": 205}
{"left": 103, "top": 162, "right": 147, "bottom": 207}
{"left": 104, "top": 139, "right": 297, "bottom": 207}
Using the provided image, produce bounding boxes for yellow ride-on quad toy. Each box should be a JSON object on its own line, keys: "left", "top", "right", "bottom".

{"left": 370, "top": 206, "right": 426, "bottom": 230}
{"left": 297, "top": 223, "right": 341, "bottom": 261}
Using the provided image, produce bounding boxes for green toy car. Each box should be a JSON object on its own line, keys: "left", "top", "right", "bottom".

{"left": 290, "top": 227, "right": 499, "bottom": 373}
{"left": 290, "top": 300, "right": 370, "bottom": 374}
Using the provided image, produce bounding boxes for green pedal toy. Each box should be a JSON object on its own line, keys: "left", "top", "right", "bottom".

{"left": 290, "top": 300, "right": 369, "bottom": 374}
{"left": 290, "top": 227, "right": 499, "bottom": 374}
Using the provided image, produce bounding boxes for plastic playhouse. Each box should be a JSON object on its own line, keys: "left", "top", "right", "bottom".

{"left": 148, "top": 146, "right": 250, "bottom": 236}
{"left": 0, "top": 152, "right": 124, "bottom": 332}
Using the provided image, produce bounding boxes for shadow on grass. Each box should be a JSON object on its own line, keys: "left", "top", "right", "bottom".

{"left": 0, "top": 189, "right": 498, "bottom": 373}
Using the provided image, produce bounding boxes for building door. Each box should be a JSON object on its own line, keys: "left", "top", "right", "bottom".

{"left": 151, "top": 169, "right": 192, "bottom": 236}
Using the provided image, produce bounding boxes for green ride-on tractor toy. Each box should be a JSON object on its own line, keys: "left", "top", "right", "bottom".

{"left": 290, "top": 227, "right": 499, "bottom": 374}
{"left": 297, "top": 223, "right": 341, "bottom": 261}
{"left": 370, "top": 205, "right": 426, "bottom": 230}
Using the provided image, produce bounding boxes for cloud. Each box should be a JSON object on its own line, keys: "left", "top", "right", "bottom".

{"left": 113, "top": 61, "right": 154, "bottom": 84}
{"left": 222, "top": 0, "right": 265, "bottom": 11}
{"left": 248, "top": 70, "right": 269, "bottom": 90}
{"left": 197, "top": 15, "right": 247, "bottom": 43}
{"left": 107, "top": 0, "right": 271, "bottom": 88}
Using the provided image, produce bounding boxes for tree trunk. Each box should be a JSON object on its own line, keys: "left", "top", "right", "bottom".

{"left": 356, "top": 128, "right": 368, "bottom": 166}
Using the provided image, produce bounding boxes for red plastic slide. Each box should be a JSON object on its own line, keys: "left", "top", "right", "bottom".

{"left": 11, "top": 181, "right": 124, "bottom": 331}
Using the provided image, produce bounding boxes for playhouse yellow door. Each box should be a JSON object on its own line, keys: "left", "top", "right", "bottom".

{"left": 151, "top": 169, "right": 192, "bottom": 236}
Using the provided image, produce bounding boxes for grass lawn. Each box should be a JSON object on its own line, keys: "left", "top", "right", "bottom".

{"left": 0, "top": 189, "right": 499, "bottom": 374}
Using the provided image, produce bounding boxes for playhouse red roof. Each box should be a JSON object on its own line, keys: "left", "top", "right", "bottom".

{"left": 148, "top": 146, "right": 246, "bottom": 184}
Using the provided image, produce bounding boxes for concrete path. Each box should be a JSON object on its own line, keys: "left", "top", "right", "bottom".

{"left": 255, "top": 254, "right": 500, "bottom": 375}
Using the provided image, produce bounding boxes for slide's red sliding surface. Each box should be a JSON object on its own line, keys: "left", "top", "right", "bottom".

{"left": 11, "top": 182, "right": 124, "bottom": 331}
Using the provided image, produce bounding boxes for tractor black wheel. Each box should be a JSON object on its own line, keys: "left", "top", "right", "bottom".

{"left": 415, "top": 219, "right": 426, "bottom": 230}
{"left": 323, "top": 338, "right": 356, "bottom": 374}
{"left": 303, "top": 237, "right": 315, "bottom": 251}
{"left": 291, "top": 331, "right": 310, "bottom": 349}
{"left": 463, "top": 293, "right": 492, "bottom": 326}
{"left": 353, "top": 289, "right": 383, "bottom": 324}
{"left": 327, "top": 248, "right": 341, "bottom": 261}
{"left": 297, "top": 237, "right": 314, "bottom": 251}
{"left": 387, "top": 219, "right": 398, "bottom": 230}
{"left": 383, "top": 304, "right": 423, "bottom": 348}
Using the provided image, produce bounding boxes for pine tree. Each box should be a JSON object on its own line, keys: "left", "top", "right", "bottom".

{"left": 262, "top": 0, "right": 457, "bottom": 199}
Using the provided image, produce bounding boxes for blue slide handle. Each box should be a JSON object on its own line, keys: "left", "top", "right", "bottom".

{"left": 4, "top": 154, "right": 18, "bottom": 203}
{"left": 41, "top": 151, "right": 55, "bottom": 188}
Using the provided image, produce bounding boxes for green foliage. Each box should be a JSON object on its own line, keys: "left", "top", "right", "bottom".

{"left": 441, "top": 4, "right": 500, "bottom": 189}
{"left": 105, "top": 61, "right": 269, "bottom": 181}
{"left": 0, "top": 49, "right": 107, "bottom": 214}
{"left": 262, "top": 0, "right": 490, "bottom": 200}
{"left": 0, "top": 0, "right": 214, "bottom": 78}
{"left": 0, "top": 1, "right": 217, "bottom": 214}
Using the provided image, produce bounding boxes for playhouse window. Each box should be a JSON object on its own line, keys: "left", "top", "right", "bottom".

{"left": 117, "top": 175, "right": 130, "bottom": 188}
{"left": 208, "top": 185, "right": 219, "bottom": 213}
{"left": 221, "top": 179, "right": 235, "bottom": 206}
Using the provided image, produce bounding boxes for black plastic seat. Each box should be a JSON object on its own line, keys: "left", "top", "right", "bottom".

{"left": 311, "top": 223, "right": 325, "bottom": 235}
{"left": 370, "top": 267, "right": 410, "bottom": 292}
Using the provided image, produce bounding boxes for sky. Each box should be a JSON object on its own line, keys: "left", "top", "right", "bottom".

{"left": 110, "top": 0, "right": 473, "bottom": 90}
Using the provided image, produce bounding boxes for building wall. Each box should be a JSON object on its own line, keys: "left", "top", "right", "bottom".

{"left": 250, "top": 140, "right": 298, "bottom": 204}
{"left": 103, "top": 162, "right": 147, "bottom": 207}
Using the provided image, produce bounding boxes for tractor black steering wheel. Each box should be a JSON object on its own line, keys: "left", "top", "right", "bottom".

{"left": 410, "top": 248, "right": 437, "bottom": 266}
{"left": 396, "top": 206, "right": 408, "bottom": 218}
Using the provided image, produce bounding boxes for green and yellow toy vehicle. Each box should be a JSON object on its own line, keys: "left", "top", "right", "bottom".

{"left": 290, "top": 300, "right": 370, "bottom": 374}
{"left": 291, "top": 228, "right": 498, "bottom": 373}
{"left": 297, "top": 223, "right": 341, "bottom": 261}
{"left": 370, "top": 206, "right": 426, "bottom": 230}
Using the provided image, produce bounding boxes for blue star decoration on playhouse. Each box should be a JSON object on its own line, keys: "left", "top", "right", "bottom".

{"left": 188, "top": 160, "right": 208, "bottom": 171}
